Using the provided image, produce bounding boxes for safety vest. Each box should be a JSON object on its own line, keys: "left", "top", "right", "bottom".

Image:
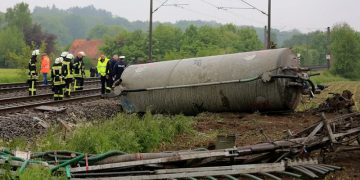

{"left": 41, "top": 56, "right": 50, "bottom": 73}
{"left": 97, "top": 58, "right": 109, "bottom": 76}
{"left": 52, "top": 64, "right": 64, "bottom": 85}
{"left": 62, "top": 60, "right": 73, "bottom": 79}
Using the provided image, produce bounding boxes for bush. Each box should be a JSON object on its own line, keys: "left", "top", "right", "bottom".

{"left": 33, "top": 112, "right": 194, "bottom": 154}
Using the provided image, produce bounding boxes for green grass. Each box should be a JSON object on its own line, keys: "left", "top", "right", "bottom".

{"left": 310, "top": 70, "right": 349, "bottom": 84}
{"left": 13, "top": 112, "right": 194, "bottom": 154}
{"left": 0, "top": 112, "right": 194, "bottom": 179}
{"left": 0, "top": 68, "right": 92, "bottom": 84}
{"left": 0, "top": 68, "right": 27, "bottom": 83}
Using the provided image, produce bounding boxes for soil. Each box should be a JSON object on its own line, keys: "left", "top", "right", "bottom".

{"left": 161, "top": 111, "right": 360, "bottom": 180}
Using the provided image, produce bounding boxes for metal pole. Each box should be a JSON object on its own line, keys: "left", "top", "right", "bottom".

{"left": 264, "top": 26, "right": 267, "bottom": 49}
{"left": 326, "top": 27, "right": 331, "bottom": 68}
{"left": 149, "top": 0, "right": 153, "bottom": 62}
{"left": 267, "top": 0, "right": 271, "bottom": 49}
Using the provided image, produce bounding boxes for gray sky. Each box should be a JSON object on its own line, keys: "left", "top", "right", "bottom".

{"left": 1, "top": 0, "right": 359, "bottom": 32}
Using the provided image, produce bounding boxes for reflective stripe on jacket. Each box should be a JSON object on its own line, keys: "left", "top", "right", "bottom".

{"left": 62, "top": 60, "right": 73, "bottom": 79}
{"left": 51, "top": 64, "right": 65, "bottom": 85}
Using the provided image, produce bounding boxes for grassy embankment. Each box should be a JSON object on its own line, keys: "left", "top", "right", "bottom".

{"left": 310, "top": 70, "right": 348, "bottom": 84}
{"left": 0, "top": 68, "right": 27, "bottom": 83}
{"left": 0, "top": 68, "right": 92, "bottom": 83}
{"left": 0, "top": 113, "right": 194, "bottom": 179}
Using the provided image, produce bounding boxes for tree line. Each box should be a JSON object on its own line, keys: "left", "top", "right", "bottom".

{"left": 1, "top": 3, "right": 360, "bottom": 80}
{"left": 101, "top": 24, "right": 263, "bottom": 63}
{"left": 284, "top": 24, "right": 360, "bottom": 79}
{"left": 0, "top": 3, "right": 56, "bottom": 68}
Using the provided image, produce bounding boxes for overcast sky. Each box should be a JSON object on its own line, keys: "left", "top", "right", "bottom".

{"left": 1, "top": 0, "right": 359, "bottom": 32}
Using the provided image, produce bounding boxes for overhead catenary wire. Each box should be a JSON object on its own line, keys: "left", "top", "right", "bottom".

{"left": 199, "top": 0, "right": 266, "bottom": 26}
{"left": 171, "top": 5, "right": 231, "bottom": 23}
{"left": 238, "top": 0, "right": 268, "bottom": 15}
{"left": 153, "top": 0, "right": 170, "bottom": 13}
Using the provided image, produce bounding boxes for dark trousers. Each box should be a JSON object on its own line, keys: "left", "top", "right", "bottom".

{"left": 108, "top": 76, "right": 114, "bottom": 89}
{"left": 53, "top": 85, "right": 64, "bottom": 100}
{"left": 28, "top": 79, "right": 37, "bottom": 96}
{"left": 100, "top": 76, "right": 106, "bottom": 94}
{"left": 64, "top": 78, "right": 73, "bottom": 97}
{"left": 43, "top": 73, "right": 48, "bottom": 85}
{"left": 74, "top": 77, "right": 84, "bottom": 90}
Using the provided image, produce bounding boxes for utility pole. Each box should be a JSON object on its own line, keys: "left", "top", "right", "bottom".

{"left": 326, "top": 27, "right": 331, "bottom": 68}
{"left": 149, "top": 0, "right": 153, "bottom": 62}
{"left": 267, "top": 0, "right": 271, "bottom": 49}
{"left": 264, "top": 26, "right": 267, "bottom": 49}
{"left": 148, "top": 0, "right": 186, "bottom": 62}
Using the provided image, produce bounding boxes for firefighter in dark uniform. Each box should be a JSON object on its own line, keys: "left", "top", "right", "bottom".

{"left": 62, "top": 53, "right": 74, "bottom": 97}
{"left": 51, "top": 58, "right": 65, "bottom": 100}
{"left": 28, "top": 50, "right": 40, "bottom": 96}
{"left": 73, "top": 51, "right": 86, "bottom": 91}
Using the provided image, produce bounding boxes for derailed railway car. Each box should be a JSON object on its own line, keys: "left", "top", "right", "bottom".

{"left": 115, "top": 48, "right": 313, "bottom": 114}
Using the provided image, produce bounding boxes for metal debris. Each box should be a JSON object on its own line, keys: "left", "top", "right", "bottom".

{"left": 316, "top": 90, "right": 355, "bottom": 113}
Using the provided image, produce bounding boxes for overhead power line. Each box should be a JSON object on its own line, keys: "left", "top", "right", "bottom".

{"left": 198, "top": 0, "right": 265, "bottom": 25}
{"left": 238, "top": 0, "right": 267, "bottom": 15}
{"left": 153, "top": 0, "right": 169, "bottom": 13}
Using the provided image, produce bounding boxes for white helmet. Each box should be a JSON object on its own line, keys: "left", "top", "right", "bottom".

{"left": 32, "top": 49, "right": 40, "bottom": 56}
{"left": 78, "top": 51, "right": 86, "bottom": 57}
{"left": 120, "top": 56, "right": 125, "bottom": 59}
{"left": 66, "top": 53, "right": 74, "bottom": 60}
{"left": 55, "top": 57, "right": 62, "bottom": 64}
{"left": 61, "top": 51, "right": 69, "bottom": 58}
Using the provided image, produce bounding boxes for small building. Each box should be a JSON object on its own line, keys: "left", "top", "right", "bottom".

{"left": 69, "top": 39, "right": 103, "bottom": 65}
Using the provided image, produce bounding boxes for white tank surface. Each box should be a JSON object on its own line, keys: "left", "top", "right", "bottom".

{"left": 117, "top": 48, "right": 310, "bottom": 114}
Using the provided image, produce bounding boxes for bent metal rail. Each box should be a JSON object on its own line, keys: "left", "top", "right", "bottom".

{"left": 0, "top": 77, "right": 100, "bottom": 93}
{"left": 0, "top": 88, "right": 101, "bottom": 113}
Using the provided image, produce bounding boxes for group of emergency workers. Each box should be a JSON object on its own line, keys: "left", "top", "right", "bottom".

{"left": 28, "top": 50, "right": 86, "bottom": 100}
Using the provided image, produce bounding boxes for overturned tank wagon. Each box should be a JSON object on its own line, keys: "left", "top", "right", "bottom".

{"left": 116, "top": 48, "right": 313, "bottom": 115}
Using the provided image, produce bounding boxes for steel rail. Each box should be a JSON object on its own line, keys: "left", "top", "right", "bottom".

{"left": 0, "top": 90, "right": 102, "bottom": 114}
{"left": 0, "top": 88, "right": 100, "bottom": 105}
{"left": 0, "top": 78, "right": 100, "bottom": 91}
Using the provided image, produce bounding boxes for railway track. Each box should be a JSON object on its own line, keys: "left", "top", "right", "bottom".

{"left": 0, "top": 77, "right": 100, "bottom": 93}
{"left": 0, "top": 88, "right": 102, "bottom": 114}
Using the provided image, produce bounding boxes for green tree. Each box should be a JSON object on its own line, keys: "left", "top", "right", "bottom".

{"left": 0, "top": 27, "right": 29, "bottom": 68}
{"left": 87, "top": 25, "right": 126, "bottom": 39}
{"left": 4, "top": 2, "right": 32, "bottom": 32}
{"left": 153, "top": 24, "right": 183, "bottom": 60}
{"left": 330, "top": 23, "right": 360, "bottom": 79}
{"left": 292, "top": 45, "right": 320, "bottom": 66}
{"left": 101, "top": 30, "right": 147, "bottom": 63}
{"left": 236, "top": 27, "right": 263, "bottom": 52}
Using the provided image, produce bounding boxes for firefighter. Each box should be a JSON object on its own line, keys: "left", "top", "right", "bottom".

{"left": 28, "top": 49, "right": 40, "bottom": 96}
{"left": 97, "top": 55, "right": 110, "bottom": 95}
{"left": 73, "top": 51, "right": 86, "bottom": 91}
{"left": 60, "top": 51, "right": 68, "bottom": 61}
{"left": 51, "top": 58, "right": 65, "bottom": 100}
{"left": 62, "top": 53, "right": 74, "bottom": 97}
